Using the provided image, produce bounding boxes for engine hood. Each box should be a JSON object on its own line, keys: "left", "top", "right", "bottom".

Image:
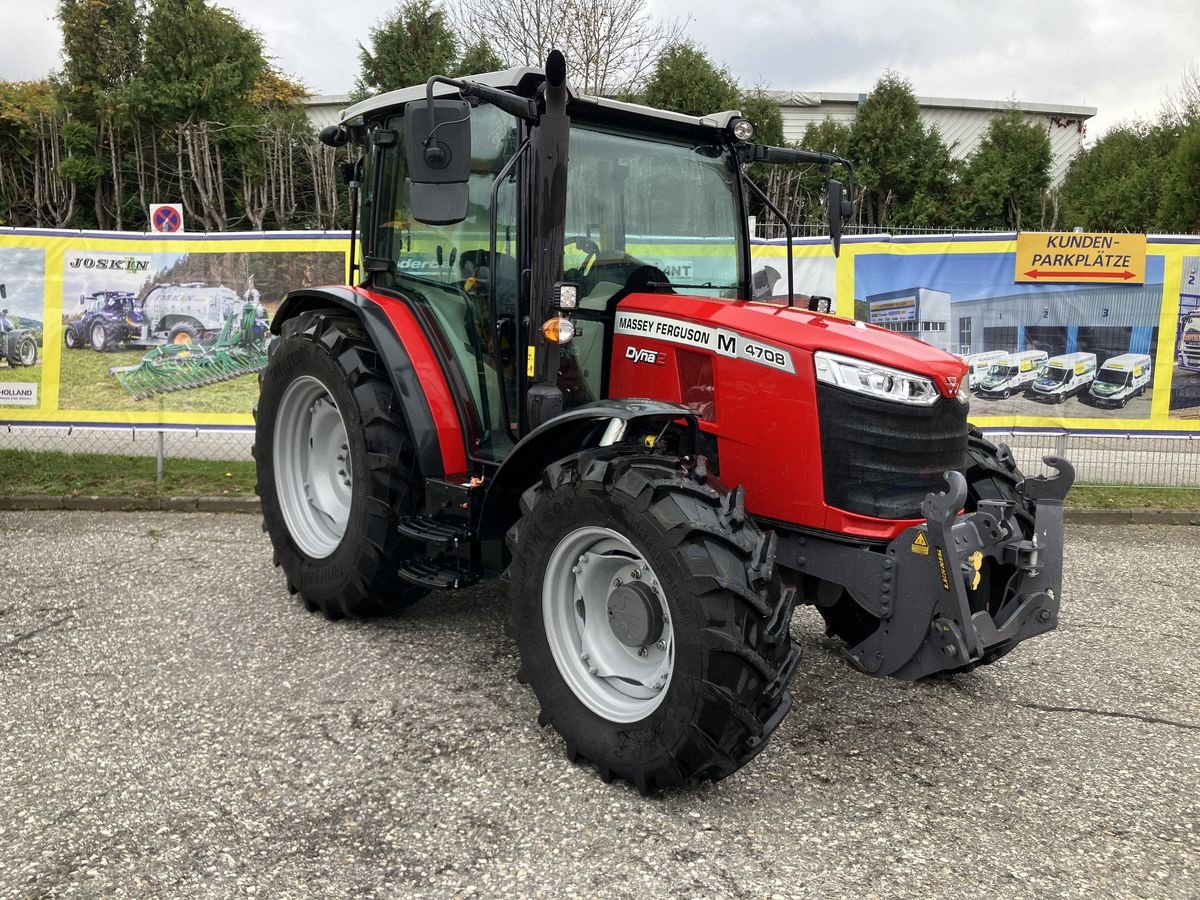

{"left": 619, "top": 293, "right": 968, "bottom": 398}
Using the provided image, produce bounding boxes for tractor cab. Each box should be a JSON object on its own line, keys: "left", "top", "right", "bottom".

{"left": 323, "top": 60, "right": 852, "bottom": 462}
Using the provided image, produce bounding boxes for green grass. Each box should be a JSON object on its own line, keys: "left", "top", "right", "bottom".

{"left": 1, "top": 448, "right": 1199, "bottom": 508}
{"left": 1065, "top": 484, "right": 1200, "bottom": 510}
{"left": 0, "top": 360, "right": 43, "bottom": 382}
{"left": 58, "top": 346, "right": 260, "bottom": 415}
{"left": 0, "top": 449, "right": 256, "bottom": 497}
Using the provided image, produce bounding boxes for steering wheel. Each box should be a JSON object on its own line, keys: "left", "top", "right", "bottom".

{"left": 565, "top": 236, "right": 599, "bottom": 280}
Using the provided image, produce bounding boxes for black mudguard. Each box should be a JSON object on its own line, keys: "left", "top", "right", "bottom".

{"left": 476, "top": 399, "right": 698, "bottom": 575}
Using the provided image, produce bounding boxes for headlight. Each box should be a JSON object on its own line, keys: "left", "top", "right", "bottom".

{"left": 957, "top": 371, "right": 970, "bottom": 402}
{"left": 729, "top": 117, "right": 754, "bottom": 142}
{"left": 814, "top": 351, "right": 940, "bottom": 406}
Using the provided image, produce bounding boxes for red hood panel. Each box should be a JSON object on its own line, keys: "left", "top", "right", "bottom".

{"left": 620, "top": 293, "right": 967, "bottom": 398}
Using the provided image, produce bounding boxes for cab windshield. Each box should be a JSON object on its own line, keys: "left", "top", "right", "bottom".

{"left": 563, "top": 126, "right": 744, "bottom": 303}
{"left": 1096, "top": 369, "right": 1130, "bottom": 387}
{"left": 1037, "top": 367, "right": 1071, "bottom": 386}
{"left": 986, "top": 365, "right": 1018, "bottom": 380}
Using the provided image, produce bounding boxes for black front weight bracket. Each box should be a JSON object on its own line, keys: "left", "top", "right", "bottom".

{"left": 774, "top": 455, "right": 1075, "bottom": 680}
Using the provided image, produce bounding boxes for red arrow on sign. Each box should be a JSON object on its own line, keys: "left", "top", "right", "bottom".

{"left": 1023, "top": 268, "right": 1137, "bottom": 280}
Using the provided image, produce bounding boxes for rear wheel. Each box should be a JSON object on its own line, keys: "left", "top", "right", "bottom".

{"left": 508, "top": 452, "right": 800, "bottom": 792}
{"left": 11, "top": 335, "right": 36, "bottom": 367}
{"left": 254, "top": 311, "right": 428, "bottom": 618}
{"left": 168, "top": 322, "right": 203, "bottom": 345}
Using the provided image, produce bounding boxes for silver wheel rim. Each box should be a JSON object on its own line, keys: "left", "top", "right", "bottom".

{"left": 91, "top": 322, "right": 105, "bottom": 348}
{"left": 18, "top": 340, "right": 34, "bottom": 365}
{"left": 543, "top": 526, "right": 675, "bottom": 723}
{"left": 273, "top": 375, "right": 352, "bottom": 559}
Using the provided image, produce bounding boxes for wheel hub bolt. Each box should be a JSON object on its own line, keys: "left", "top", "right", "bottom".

{"left": 637, "top": 647, "right": 648, "bottom": 658}
{"left": 613, "top": 577, "right": 623, "bottom": 587}
{"left": 630, "top": 569, "right": 641, "bottom": 580}
{"left": 655, "top": 640, "right": 666, "bottom": 651}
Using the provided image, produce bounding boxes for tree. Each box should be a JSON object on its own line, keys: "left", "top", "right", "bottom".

{"left": 455, "top": 38, "right": 505, "bottom": 77}
{"left": 740, "top": 90, "right": 784, "bottom": 147}
{"left": 450, "top": 0, "right": 684, "bottom": 95}
{"left": 1059, "top": 121, "right": 1178, "bottom": 231}
{"left": 848, "top": 71, "right": 953, "bottom": 228}
{"left": 357, "top": 0, "right": 459, "bottom": 96}
{"left": 1157, "top": 120, "right": 1200, "bottom": 232}
{"left": 642, "top": 41, "right": 740, "bottom": 117}
{"left": 56, "top": 0, "right": 145, "bottom": 229}
{"left": 954, "top": 109, "right": 1052, "bottom": 230}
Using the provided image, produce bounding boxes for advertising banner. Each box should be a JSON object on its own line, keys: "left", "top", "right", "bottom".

{"left": 2, "top": 228, "right": 1197, "bottom": 435}
{"left": 846, "top": 234, "right": 1200, "bottom": 432}
{"left": 0, "top": 230, "right": 346, "bottom": 428}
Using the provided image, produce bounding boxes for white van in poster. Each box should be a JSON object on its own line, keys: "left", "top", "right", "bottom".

{"left": 960, "top": 350, "right": 1008, "bottom": 392}
{"left": 1090, "top": 353, "right": 1152, "bottom": 408}
{"left": 975, "top": 350, "right": 1048, "bottom": 400}
{"left": 1026, "top": 352, "right": 1097, "bottom": 404}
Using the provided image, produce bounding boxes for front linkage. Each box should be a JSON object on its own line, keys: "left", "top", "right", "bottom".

{"left": 776, "top": 455, "right": 1075, "bottom": 679}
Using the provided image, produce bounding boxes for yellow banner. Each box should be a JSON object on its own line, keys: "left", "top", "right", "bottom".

{"left": 0, "top": 230, "right": 347, "bottom": 427}
{"left": 1015, "top": 232, "right": 1146, "bottom": 284}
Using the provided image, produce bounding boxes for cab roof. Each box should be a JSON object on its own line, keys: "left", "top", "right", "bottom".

{"left": 339, "top": 66, "right": 743, "bottom": 134}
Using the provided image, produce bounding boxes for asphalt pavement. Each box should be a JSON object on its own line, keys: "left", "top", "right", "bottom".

{"left": 1, "top": 511, "right": 1197, "bottom": 899}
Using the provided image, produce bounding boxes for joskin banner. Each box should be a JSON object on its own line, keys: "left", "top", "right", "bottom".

{"left": 0, "top": 230, "right": 347, "bottom": 429}
{"left": 1, "top": 228, "right": 1198, "bottom": 434}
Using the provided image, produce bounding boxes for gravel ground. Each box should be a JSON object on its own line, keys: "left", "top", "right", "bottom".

{"left": 1, "top": 511, "right": 1197, "bottom": 899}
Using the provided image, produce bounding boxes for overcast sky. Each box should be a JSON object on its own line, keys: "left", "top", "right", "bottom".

{"left": 3, "top": 0, "right": 1197, "bottom": 140}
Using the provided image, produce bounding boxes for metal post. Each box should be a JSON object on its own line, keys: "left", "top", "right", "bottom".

{"left": 1054, "top": 431, "right": 1068, "bottom": 461}
{"left": 156, "top": 430, "right": 165, "bottom": 484}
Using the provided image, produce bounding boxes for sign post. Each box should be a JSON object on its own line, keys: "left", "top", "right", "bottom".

{"left": 149, "top": 203, "right": 185, "bottom": 234}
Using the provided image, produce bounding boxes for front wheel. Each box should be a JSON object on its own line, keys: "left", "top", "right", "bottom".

{"left": 64, "top": 324, "right": 81, "bottom": 350}
{"left": 508, "top": 452, "right": 800, "bottom": 792}
{"left": 90, "top": 320, "right": 112, "bottom": 352}
{"left": 254, "top": 311, "right": 428, "bottom": 618}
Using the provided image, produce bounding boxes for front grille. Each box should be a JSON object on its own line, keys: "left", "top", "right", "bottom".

{"left": 817, "top": 384, "right": 968, "bottom": 519}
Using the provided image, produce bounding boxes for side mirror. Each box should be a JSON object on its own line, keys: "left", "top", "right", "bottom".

{"left": 826, "top": 179, "right": 849, "bottom": 258}
{"left": 403, "top": 98, "right": 472, "bottom": 225}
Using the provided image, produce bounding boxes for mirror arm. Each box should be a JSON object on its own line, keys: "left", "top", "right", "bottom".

{"left": 742, "top": 173, "right": 795, "bottom": 307}
{"left": 424, "top": 74, "right": 539, "bottom": 124}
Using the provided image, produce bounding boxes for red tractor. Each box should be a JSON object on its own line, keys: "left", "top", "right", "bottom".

{"left": 255, "top": 53, "right": 1073, "bottom": 792}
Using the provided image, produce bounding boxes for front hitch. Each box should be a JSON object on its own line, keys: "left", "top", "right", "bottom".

{"left": 774, "top": 455, "right": 1075, "bottom": 680}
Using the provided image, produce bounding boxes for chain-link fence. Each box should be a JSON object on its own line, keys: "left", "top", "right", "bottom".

{"left": 2, "top": 423, "right": 1199, "bottom": 490}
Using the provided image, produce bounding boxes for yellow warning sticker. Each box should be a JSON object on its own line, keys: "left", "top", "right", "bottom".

{"left": 526, "top": 346, "right": 536, "bottom": 378}
{"left": 911, "top": 532, "right": 929, "bottom": 555}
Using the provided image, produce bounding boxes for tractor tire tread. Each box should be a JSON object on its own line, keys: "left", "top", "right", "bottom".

{"left": 508, "top": 450, "right": 800, "bottom": 793}
{"left": 254, "top": 310, "right": 428, "bottom": 619}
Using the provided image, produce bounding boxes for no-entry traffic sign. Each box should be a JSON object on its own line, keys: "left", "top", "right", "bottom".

{"left": 149, "top": 203, "right": 184, "bottom": 234}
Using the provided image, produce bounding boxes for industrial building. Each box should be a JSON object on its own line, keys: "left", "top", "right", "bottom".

{"left": 867, "top": 284, "right": 1162, "bottom": 365}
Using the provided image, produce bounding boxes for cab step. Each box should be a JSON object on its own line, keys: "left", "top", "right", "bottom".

{"left": 397, "top": 515, "right": 473, "bottom": 551}
{"left": 397, "top": 558, "right": 480, "bottom": 590}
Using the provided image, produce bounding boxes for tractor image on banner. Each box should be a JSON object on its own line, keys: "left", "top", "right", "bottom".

{"left": 247, "top": 54, "right": 1073, "bottom": 792}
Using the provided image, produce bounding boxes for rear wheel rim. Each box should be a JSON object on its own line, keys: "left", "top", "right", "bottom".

{"left": 91, "top": 323, "right": 105, "bottom": 348}
{"left": 19, "top": 340, "right": 34, "bottom": 365}
{"left": 542, "top": 526, "right": 674, "bottom": 723}
{"left": 273, "top": 375, "right": 352, "bottom": 559}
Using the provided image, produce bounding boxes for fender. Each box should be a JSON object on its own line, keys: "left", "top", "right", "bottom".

{"left": 477, "top": 399, "right": 697, "bottom": 575}
{"left": 272, "top": 286, "right": 454, "bottom": 479}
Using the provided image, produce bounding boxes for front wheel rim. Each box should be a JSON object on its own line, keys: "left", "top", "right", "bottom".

{"left": 542, "top": 526, "right": 675, "bottom": 723}
{"left": 273, "top": 375, "right": 353, "bottom": 559}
